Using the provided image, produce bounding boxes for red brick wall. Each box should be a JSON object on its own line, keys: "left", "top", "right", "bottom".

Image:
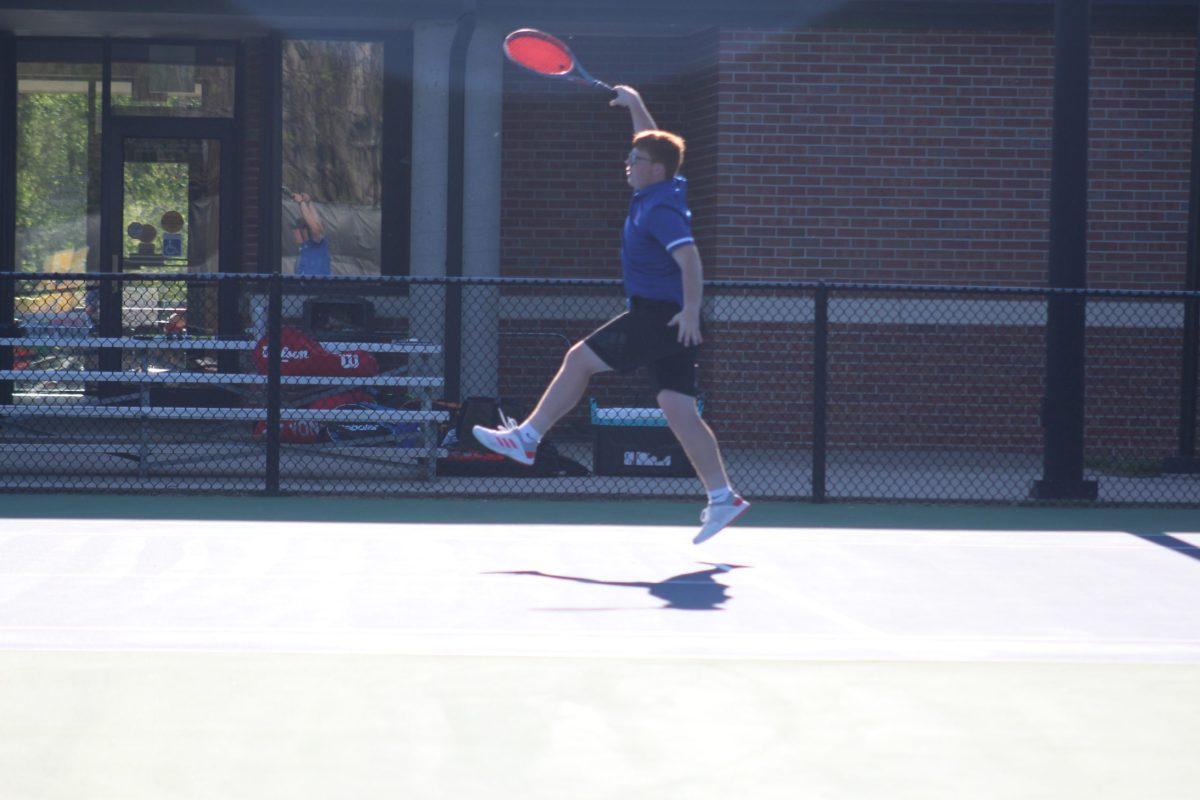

{"left": 501, "top": 28, "right": 1195, "bottom": 287}
{"left": 491, "top": 294, "right": 1193, "bottom": 463}
{"left": 713, "top": 30, "right": 1056, "bottom": 283}
{"left": 698, "top": 318, "right": 813, "bottom": 446}
{"left": 826, "top": 323, "right": 1045, "bottom": 452}
{"left": 1090, "top": 33, "right": 1194, "bottom": 290}
{"left": 712, "top": 29, "right": 1194, "bottom": 286}
{"left": 723, "top": 315, "right": 1187, "bottom": 459}
{"left": 1086, "top": 325, "right": 1186, "bottom": 460}
{"left": 680, "top": 28, "right": 722, "bottom": 260}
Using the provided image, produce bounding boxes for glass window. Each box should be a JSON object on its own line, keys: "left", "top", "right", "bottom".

{"left": 16, "top": 60, "right": 102, "bottom": 276}
{"left": 111, "top": 43, "right": 235, "bottom": 118}
{"left": 15, "top": 61, "right": 104, "bottom": 338}
{"left": 281, "top": 39, "right": 383, "bottom": 276}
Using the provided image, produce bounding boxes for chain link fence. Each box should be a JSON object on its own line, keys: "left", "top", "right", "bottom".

{"left": 2, "top": 272, "right": 1198, "bottom": 504}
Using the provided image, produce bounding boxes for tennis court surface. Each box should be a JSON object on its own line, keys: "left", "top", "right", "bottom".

{"left": 3, "top": 495, "right": 1199, "bottom": 799}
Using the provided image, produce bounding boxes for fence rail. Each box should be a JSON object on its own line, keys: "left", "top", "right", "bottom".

{"left": 2, "top": 271, "right": 1198, "bottom": 504}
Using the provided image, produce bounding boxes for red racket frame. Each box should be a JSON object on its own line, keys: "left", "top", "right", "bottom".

{"left": 503, "top": 28, "right": 613, "bottom": 92}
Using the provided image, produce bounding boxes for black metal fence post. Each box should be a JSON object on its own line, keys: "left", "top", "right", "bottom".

{"left": 443, "top": 14, "right": 475, "bottom": 404}
{"left": 813, "top": 284, "right": 829, "bottom": 502}
{"left": 445, "top": 280, "right": 462, "bottom": 403}
{"left": 1033, "top": 0, "right": 1098, "bottom": 501}
{"left": 0, "top": 32, "right": 15, "bottom": 406}
{"left": 1173, "top": 294, "right": 1200, "bottom": 472}
{"left": 264, "top": 273, "right": 283, "bottom": 494}
{"left": 1165, "top": 6, "right": 1200, "bottom": 474}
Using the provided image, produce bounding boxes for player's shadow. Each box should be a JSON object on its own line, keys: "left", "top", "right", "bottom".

{"left": 486, "top": 563, "right": 749, "bottom": 610}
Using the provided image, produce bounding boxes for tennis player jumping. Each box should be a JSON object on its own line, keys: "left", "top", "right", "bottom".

{"left": 473, "top": 85, "right": 749, "bottom": 544}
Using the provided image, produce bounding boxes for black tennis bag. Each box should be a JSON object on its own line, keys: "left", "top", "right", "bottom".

{"left": 454, "top": 396, "right": 505, "bottom": 452}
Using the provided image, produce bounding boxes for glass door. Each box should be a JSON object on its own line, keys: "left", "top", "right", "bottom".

{"left": 121, "top": 137, "right": 222, "bottom": 275}
{"left": 100, "top": 117, "right": 236, "bottom": 341}
{"left": 118, "top": 136, "right": 227, "bottom": 339}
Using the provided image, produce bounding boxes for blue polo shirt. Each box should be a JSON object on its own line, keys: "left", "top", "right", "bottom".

{"left": 296, "top": 237, "right": 331, "bottom": 276}
{"left": 620, "top": 176, "right": 694, "bottom": 306}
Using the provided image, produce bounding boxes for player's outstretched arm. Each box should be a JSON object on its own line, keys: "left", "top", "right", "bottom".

{"left": 609, "top": 85, "right": 657, "bottom": 134}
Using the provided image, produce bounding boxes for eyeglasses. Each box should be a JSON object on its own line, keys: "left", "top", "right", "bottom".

{"left": 625, "top": 153, "right": 654, "bottom": 166}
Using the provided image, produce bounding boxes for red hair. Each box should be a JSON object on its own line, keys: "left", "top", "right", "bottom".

{"left": 632, "top": 130, "right": 685, "bottom": 176}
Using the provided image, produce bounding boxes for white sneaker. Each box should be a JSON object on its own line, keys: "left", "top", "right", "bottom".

{"left": 693, "top": 494, "right": 750, "bottom": 544}
{"left": 472, "top": 414, "right": 537, "bottom": 466}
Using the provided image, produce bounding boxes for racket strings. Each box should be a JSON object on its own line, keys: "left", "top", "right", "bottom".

{"left": 505, "top": 32, "right": 575, "bottom": 76}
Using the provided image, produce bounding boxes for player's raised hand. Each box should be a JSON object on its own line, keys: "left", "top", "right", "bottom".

{"left": 609, "top": 85, "right": 641, "bottom": 108}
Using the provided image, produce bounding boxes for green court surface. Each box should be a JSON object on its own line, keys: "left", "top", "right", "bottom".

{"left": 2, "top": 494, "right": 1198, "bottom": 799}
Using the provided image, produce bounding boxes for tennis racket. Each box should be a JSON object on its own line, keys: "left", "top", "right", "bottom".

{"left": 503, "top": 28, "right": 613, "bottom": 93}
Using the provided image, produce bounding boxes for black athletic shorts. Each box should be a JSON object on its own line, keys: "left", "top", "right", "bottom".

{"left": 583, "top": 296, "right": 699, "bottom": 397}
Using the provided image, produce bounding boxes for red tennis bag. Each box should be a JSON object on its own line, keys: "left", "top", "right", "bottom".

{"left": 251, "top": 326, "right": 380, "bottom": 442}
{"left": 253, "top": 389, "right": 377, "bottom": 443}
{"left": 252, "top": 325, "right": 378, "bottom": 377}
